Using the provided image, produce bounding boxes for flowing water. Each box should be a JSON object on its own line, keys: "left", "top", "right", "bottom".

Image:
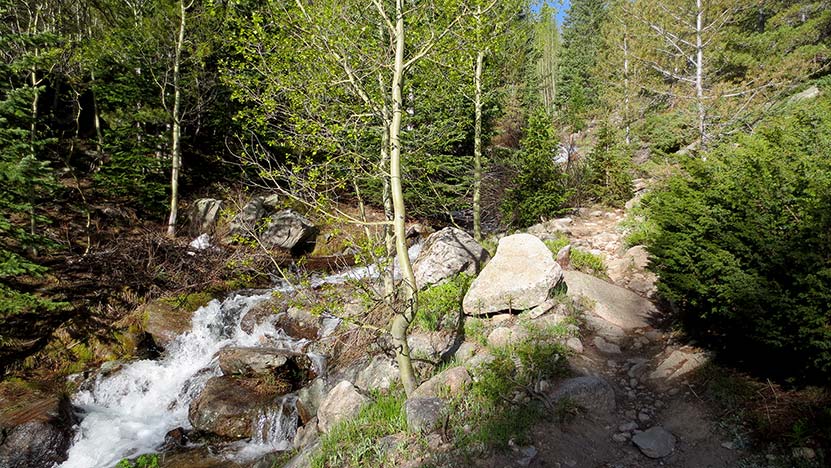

{"left": 58, "top": 243, "right": 421, "bottom": 468}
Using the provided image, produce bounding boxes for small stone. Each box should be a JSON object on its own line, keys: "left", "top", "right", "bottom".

{"left": 594, "top": 336, "right": 622, "bottom": 354}
{"left": 491, "top": 313, "right": 513, "bottom": 324}
{"left": 516, "top": 446, "right": 538, "bottom": 466}
{"left": 612, "top": 433, "right": 630, "bottom": 442}
{"left": 645, "top": 330, "right": 662, "bottom": 342}
{"left": 619, "top": 422, "right": 638, "bottom": 432}
{"left": 625, "top": 410, "right": 637, "bottom": 419}
{"left": 721, "top": 441, "right": 734, "bottom": 450}
{"left": 792, "top": 447, "right": 816, "bottom": 460}
{"left": 607, "top": 360, "right": 618, "bottom": 368}
{"left": 668, "top": 388, "right": 680, "bottom": 396}
{"left": 487, "top": 327, "right": 527, "bottom": 348}
{"left": 632, "top": 426, "right": 676, "bottom": 459}
{"left": 630, "top": 378, "right": 638, "bottom": 388}
{"left": 638, "top": 412, "right": 651, "bottom": 422}
{"left": 566, "top": 337, "right": 584, "bottom": 354}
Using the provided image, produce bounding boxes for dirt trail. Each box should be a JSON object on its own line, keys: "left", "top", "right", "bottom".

{"left": 488, "top": 204, "right": 747, "bottom": 468}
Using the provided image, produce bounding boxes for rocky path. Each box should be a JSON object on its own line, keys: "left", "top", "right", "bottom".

{"left": 494, "top": 204, "right": 746, "bottom": 468}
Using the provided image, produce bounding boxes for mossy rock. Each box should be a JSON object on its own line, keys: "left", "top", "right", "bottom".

{"left": 142, "top": 293, "right": 214, "bottom": 349}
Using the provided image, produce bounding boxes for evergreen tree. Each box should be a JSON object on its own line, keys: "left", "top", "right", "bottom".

{"left": 532, "top": 4, "right": 561, "bottom": 114}
{"left": 556, "top": 0, "right": 607, "bottom": 129}
{"left": 0, "top": 1, "right": 64, "bottom": 335}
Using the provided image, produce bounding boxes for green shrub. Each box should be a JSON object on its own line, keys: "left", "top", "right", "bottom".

{"left": 415, "top": 273, "right": 473, "bottom": 332}
{"left": 502, "top": 108, "right": 570, "bottom": 228}
{"left": 116, "top": 454, "right": 159, "bottom": 468}
{"left": 452, "top": 326, "right": 570, "bottom": 453}
{"left": 635, "top": 110, "right": 695, "bottom": 157}
{"left": 585, "top": 125, "right": 633, "bottom": 207}
{"left": 645, "top": 95, "right": 831, "bottom": 382}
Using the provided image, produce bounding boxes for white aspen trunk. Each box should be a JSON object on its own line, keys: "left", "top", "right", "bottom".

{"left": 695, "top": 0, "right": 707, "bottom": 151}
{"left": 472, "top": 5, "right": 484, "bottom": 241}
{"left": 90, "top": 67, "right": 104, "bottom": 158}
{"left": 388, "top": 0, "right": 418, "bottom": 396}
{"left": 381, "top": 105, "right": 396, "bottom": 305}
{"left": 473, "top": 48, "right": 484, "bottom": 242}
{"left": 167, "top": 0, "right": 186, "bottom": 237}
{"left": 623, "top": 24, "right": 631, "bottom": 145}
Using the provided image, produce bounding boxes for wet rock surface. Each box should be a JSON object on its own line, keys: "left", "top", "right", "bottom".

{"left": 188, "top": 376, "right": 296, "bottom": 439}
{"left": 217, "top": 346, "right": 316, "bottom": 380}
{"left": 0, "top": 396, "right": 76, "bottom": 468}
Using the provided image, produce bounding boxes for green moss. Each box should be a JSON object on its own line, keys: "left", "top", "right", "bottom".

{"left": 160, "top": 291, "right": 213, "bottom": 312}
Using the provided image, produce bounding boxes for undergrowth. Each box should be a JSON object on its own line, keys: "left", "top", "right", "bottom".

{"left": 311, "top": 320, "right": 575, "bottom": 467}
{"left": 413, "top": 273, "right": 473, "bottom": 332}
{"left": 310, "top": 389, "right": 408, "bottom": 468}
{"left": 543, "top": 236, "right": 607, "bottom": 278}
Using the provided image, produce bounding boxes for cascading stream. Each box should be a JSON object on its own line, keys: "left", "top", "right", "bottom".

{"left": 58, "top": 243, "right": 422, "bottom": 468}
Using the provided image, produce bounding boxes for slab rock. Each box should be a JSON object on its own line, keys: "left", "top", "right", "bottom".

{"left": 413, "top": 227, "right": 490, "bottom": 289}
{"left": 632, "top": 426, "right": 676, "bottom": 458}
{"left": 261, "top": 209, "right": 318, "bottom": 253}
{"left": 463, "top": 234, "right": 563, "bottom": 315}
{"left": 550, "top": 376, "right": 616, "bottom": 414}
{"left": 563, "top": 270, "right": 655, "bottom": 329}
{"left": 317, "top": 381, "right": 370, "bottom": 434}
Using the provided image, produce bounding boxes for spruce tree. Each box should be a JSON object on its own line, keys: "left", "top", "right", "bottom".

{"left": 0, "top": 10, "right": 63, "bottom": 340}
{"left": 557, "top": 0, "right": 607, "bottom": 129}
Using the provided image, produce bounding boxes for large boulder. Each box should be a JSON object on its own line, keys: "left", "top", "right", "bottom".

{"left": 189, "top": 198, "right": 223, "bottom": 234}
{"left": 188, "top": 376, "right": 297, "bottom": 439}
{"left": 0, "top": 397, "right": 76, "bottom": 468}
{"left": 227, "top": 197, "right": 266, "bottom": 238}
{"left": 217, "top": 347, "right": 316, "bottom": 381}
{"left": 563, "top": 270, "right": 655, "bottom": 330}
{"left": 463, "top": 234, "right": 563, "bottom": 315}
{"left": 261, "top": 210, "right": 318, "bottom": 253}
{"left": 412, "top": 227, "right": 490, "bottom": 288}
{"left": 317, "top": 381, "right": 370, "bottom": 434}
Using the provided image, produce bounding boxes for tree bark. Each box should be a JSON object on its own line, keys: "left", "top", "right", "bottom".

{"left": 388, "top": 0, "right": 418, "bottom": 396}
{"left": 473, "top": 48, "right": 484, "bottom": 242}
{"left": 695, "top": 0, "right": 707, "bottom": 151}
{"left": 167, "top": 0, "right": 187, "bottom": 237}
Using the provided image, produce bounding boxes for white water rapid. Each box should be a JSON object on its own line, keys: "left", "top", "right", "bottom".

{"left": 58, "top": 243, "right": 422, "bottom": 468}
